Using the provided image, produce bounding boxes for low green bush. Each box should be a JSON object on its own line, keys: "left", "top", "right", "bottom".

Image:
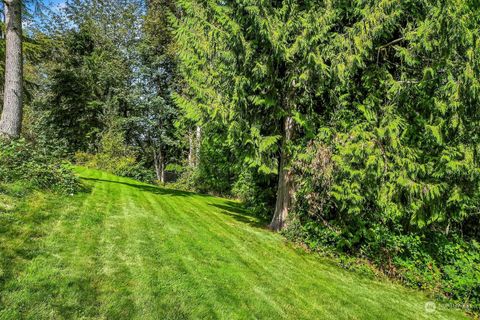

{"left": 170, "top": 166, "right": 199, "bottom": 192}
{"left": 74, "top": 128, "right": 156, "bottom": 184}
{"left": 75, "top": 151, "right": 156, "bottom": 184}
{"left": 393, "top": 236, "right": 480, "bottom": 305}
{"left": 0, "top": 139, "right": 80, "bottom": 194}
{"left": 232, "top": 169, "right": 276, "bottom": 219}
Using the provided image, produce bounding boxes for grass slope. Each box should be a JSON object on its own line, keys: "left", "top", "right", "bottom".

{"left": 0, "top": 168, "right": 469, "bottom": 319}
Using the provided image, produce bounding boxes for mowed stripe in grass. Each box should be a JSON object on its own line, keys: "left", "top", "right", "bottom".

{"left": 0, "top": 167, "right": 469, "bottom": 319}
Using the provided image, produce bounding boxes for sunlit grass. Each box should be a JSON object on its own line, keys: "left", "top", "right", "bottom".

{"left": 0, "top": 168, "right": 469, "bottom": 319}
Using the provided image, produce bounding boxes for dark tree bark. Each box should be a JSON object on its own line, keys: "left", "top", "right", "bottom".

{"left": 269, "top": 115, "right": 294, "bottom": 231}
{"left": 0, "top": 0, "right": 23, "bottom": 139}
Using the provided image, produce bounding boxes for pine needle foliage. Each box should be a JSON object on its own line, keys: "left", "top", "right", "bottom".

{"left": 175, "top": 0, "right": 480, "bottom": 307}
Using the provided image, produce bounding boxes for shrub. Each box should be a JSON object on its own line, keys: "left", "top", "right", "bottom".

{"left": 0, "top": 139, "right": 80, "bottom": 194}
{"left": 232, "top": 168, "right": 276, "bottom": 219}
{"left": 170, "top": 165, "right": 200, "bottom": 192}
{"left": 74, "top": 129, "right": 156, "bottom": 184}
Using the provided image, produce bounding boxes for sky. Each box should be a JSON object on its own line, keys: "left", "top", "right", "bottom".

{"left": 44, "top": 0, "right": 65, "bottom": 5}
{"left": 41, "top": 0, "right": 66, "bottom": 11}
{"left": 21, "top": 0, "right": 66, "bottom": 30}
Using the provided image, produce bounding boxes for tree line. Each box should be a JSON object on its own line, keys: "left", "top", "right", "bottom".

{"left": 0, "top": 0, "right": 479, "bottom": 309}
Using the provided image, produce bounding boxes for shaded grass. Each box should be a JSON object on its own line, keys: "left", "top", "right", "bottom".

{"left": 0, "top": 167, "right": 469, "bottom": 319}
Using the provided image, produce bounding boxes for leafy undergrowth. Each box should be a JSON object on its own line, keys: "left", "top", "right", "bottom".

{"left": 0, "top": 168, "right": 470, "bottom": 319}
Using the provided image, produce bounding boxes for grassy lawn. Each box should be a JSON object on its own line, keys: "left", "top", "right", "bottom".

{"left": 0, "top": 167, "right": 469, "bottom": 319}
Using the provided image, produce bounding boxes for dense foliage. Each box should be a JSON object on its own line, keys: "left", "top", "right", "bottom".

{"left": 0, "top": 0, "right": 478, "bottom": 313}
{"left": 0, "top": 139, "right": 79, "bottom": 193}
{"left": 174, "top": 0, "right": 480, "bottom": 310}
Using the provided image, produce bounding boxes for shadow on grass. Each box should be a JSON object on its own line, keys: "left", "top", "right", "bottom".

{"left": 209, "top": 201, "right": 268, "bottom": 229}
{"left": 80, "top": 177, "right": 209, "bottom": 198}
{"left": 81, "top": 177, "right": 269, "bottom": 230}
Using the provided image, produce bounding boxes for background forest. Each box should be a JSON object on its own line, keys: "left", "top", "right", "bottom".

{"left": 0, "top": 0, "right": 479, "bottom": 314}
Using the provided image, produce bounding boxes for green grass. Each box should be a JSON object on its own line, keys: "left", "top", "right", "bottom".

{"left": 0, "top": 167, "right": 469, "bottom": 319}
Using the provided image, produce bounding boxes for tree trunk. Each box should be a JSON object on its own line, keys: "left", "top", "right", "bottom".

{"left": 160, "top": 155, "right": 165, "bottom": 184}
{"left": 188, "top": 128, "right": 194, "bottom": 167}
{"left": 0, "top": 0, "right": 23, "bottom": 139}
{"left": 159, "top": 160, "right": 165, "bottom": 184}
{"left": 153, "top": 148, "right": 165, "bottom": 184}
{"left": 195, "top": 125, "right": 201, "bottom": 166}
{"left": 269, "top": 116, "right": 294, "bottom": 231}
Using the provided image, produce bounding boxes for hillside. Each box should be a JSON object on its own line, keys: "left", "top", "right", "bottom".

{"left": 0, "top": 168, "right": 468, "bottom": 319}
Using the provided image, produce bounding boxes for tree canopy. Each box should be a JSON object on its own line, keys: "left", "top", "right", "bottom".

{"left": 0, "top": 0, "right": 479, "bottom": 312}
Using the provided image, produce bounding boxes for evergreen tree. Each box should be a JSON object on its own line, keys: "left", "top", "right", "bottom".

{"left": 0, "top": 0, "right": 24, "bottom": 138}
{"left": 174, "top": 0, "right": 336, "bottom": 229}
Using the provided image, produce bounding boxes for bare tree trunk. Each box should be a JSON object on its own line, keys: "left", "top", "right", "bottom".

{"left": 269, "top": 116, "right": 294, "bottom": 231}
{"left": 195, "top": 125, "right": 201, "bottom": 167}
{"left": 157, "top": 161, "right": 165, "bottom": 184}
{"left": 153, "top": 148, "right": 165, "bottom": 184}
{"left": 159, "top": 153, "right": 165, "bottom": 184}
{"left": 0, "top": 0, "right": 23, "bottom": 139}
{"left": 188, "top": 128, "right": 194, "bottom": 167}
